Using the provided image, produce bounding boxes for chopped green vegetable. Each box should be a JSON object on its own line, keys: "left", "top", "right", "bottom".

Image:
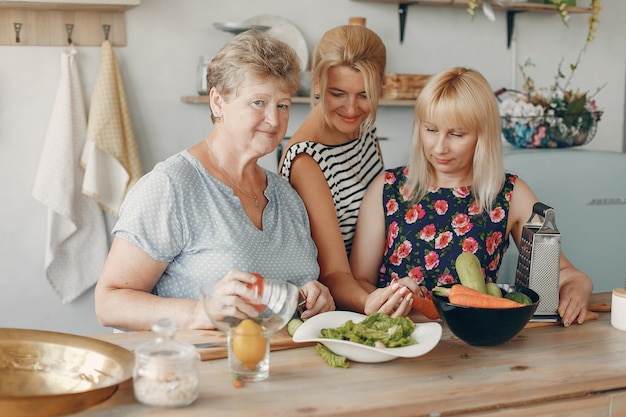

{"left": 504, "top": 291, "right": 532, "bottom": 306}
{"left": 320, "top": 313, "right": 416, "bottom": 348}
{"left": 315, "top": 343, "right": 349, "bottom": 368}
{"left": 287, "top": 318, "right": 304, "bottom": 337}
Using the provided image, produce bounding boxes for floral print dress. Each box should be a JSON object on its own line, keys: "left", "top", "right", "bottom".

{"left": 378, "top": 167, "right": 517, "bottom": 291}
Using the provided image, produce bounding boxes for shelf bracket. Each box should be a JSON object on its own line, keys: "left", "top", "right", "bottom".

{"left": 506, "top": 10, "right": 525, "bottom": 49}
{"left": 398, "top": 3, "right": 410, "bottom": 44}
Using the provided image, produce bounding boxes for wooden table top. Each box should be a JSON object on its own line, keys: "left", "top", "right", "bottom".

{"left": 76, "top": 292, "right": 626, "bottom": 417}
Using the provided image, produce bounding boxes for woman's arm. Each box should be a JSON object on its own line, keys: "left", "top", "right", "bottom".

{"left": 287, "top": 152, "right": 371, "bottom": 312}
{"left": 94, "top": 237, "right": 214, "bottom": 331}
{"left": 507, "top": 177, "right": 593, "bottom": 326}
{"left": 350, "top": 173, "right": 414, "bottom": 316}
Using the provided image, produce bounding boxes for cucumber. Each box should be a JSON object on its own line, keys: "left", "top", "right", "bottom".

{"left": 504, "top": 292, "right": 532, "bottom": 306}
{"left": 485, "top": 282, "right": 503, "bottom": 298}
{"left": 287, "top": 318, "right": 304, "bottom": 337}
{"left": 455, "top": 252, "right": 487, "bottom": 294}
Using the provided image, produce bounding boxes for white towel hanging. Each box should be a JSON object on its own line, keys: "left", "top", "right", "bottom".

{"left": 32, "top": 45, "right": 109, "bottom": 304}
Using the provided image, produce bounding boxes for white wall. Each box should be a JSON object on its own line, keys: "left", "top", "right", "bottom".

{"left": 1, "top": 0, "right": 624, "bottom": 335}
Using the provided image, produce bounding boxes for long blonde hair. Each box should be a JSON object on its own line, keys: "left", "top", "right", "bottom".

{"left": 405, "top": 67, "right": 504, "bottom": 212}
{"left": 310, "top": 25, "right": 386, "bottom": 133}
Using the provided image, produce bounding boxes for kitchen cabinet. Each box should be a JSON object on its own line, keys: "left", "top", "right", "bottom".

{"left": 350, "top": 0, "right": 596, "bottom": 47}
{"left": 180, "top": 95, "right": 416, "bottom": 107}
{"left": 0, "top": 0, "right": 140, "bottom": 46}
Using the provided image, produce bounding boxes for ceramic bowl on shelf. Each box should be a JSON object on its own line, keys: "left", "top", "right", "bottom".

{"left": 213, "top": 22, "right": 270, "bottom": 35}
{"left": 500, "top": 111, "right": 603, "bottom": 149}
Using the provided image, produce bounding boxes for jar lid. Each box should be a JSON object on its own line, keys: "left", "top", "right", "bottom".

{"left": 135, "top": 318, "right": 197, "bottom": 366}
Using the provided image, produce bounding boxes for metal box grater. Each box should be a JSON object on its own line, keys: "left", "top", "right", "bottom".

{"left": 515, "top": 202, "right": 560, "bottom": 319}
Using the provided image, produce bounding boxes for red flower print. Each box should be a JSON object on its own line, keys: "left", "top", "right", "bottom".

{"left": 437, "top": 273, "right": 455, "bottom": 285}
{"left": 428, "top": 186, "right": 439, "bottom": 193}
{"left": 400, "top": 185, "right": 412, "bottom": 202}
{"left": 453, "top": 187, "right": 471, "bottom": 198}
{"left": 434, "top": 200, "right": 448, "bottom": 215}
{"left": 390, "top": 271, "right": 400, "bottom": 281}
{"left": 489, "top": 207, "right": 505, "bottom": 223}
{"left": 510, "top": 176, "right": 517, "bottom": 185}
{"left": 390, "top": 250, "right": 402, "bottom": 266}
{"left": 451, "top": 213, "right": 470, "bottom": 229}
{"left": 435, "top": 231, "right": 453, "bottom": 249}
{"left": 420, "top": 224, "right": 436, "bottom": 242}
{"left": 405, "top": 204, "right": 425, "bottom": 224}
{"left": 424, "top": 251, "right": 440, "bottom": 270}
{"left": 409, "top": 267, "right": 424, "bottom": 282}
{"left": 384, "top": 171, "right": 397, "bottom": 184}
{"left": 468, "top": 200, "right": 480, "bottom": 215}
{"left": 397, "top": 240, "right": 413, "bottom": 259}
{"left": 454, "top": 222, "right": 473, "bottom": 236}
{"left": 485, "top": 231, "right": 503, "bottom": 255}
{"left": 387, "top": 221, "right": 399, "bottom": 248}
{"left": 488, "top": 253, "right": 501, "bottom": 271}
{"left": 386, "top": 199, "right": 399, "bottom": 216}
{"left": 505, "top": 191, "right": 512, "bottom": 202}
{"left": 461, "top": 237, "right": 479, "bottom": 253}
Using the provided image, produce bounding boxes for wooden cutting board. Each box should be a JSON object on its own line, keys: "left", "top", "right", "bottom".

{"left": 93, "top": 327, "right": 310, "bottom": 361}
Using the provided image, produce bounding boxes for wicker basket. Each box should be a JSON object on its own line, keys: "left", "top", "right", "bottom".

{"left": 382, "top": 74, "right": 431, "bottom": 100}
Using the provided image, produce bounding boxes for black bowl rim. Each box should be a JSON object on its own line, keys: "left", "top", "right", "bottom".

{"left": 432, "top": 283, "right": 540, "bottom": 309}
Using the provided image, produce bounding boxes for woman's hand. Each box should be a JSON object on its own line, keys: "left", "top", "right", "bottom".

{"left": 298, "top": 281, "right": 335, "bottom": 319}
{"left": 558, "top": 271, "right": 593, "bottom": 327}
{"left": 363, "top": 281, "right": 415, "bottom": 317}
{"left": 205, "top": 270, "right": 263, "bottom": 325}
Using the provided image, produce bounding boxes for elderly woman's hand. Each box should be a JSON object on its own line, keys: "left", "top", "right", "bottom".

{"left": 298, "top": 281, "right": 335, "bottom": 319}
{"left": 204, "top": 270, "right": 263, "bottom": 325}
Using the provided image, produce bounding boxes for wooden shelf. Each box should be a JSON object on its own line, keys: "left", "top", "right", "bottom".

{"left": 350, "top": 0, "right": 594, "bottom": 47}
{"left": 0, "top": 0, "right": 140, "bottom": 46}
{"left": 180, "top": 95, "right": 416, "bottom": 108}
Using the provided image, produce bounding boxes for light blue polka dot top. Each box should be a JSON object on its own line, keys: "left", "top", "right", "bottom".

{"left": 113, "top": 150, "right": 320, "bottom": 299}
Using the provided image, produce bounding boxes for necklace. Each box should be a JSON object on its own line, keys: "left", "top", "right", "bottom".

{"left": 204, "top": 141, "right": 261, "bottom": 208}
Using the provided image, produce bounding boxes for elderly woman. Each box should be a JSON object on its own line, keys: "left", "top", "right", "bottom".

{"left": 95, "top": 31, "right": 335, "bottom": 331}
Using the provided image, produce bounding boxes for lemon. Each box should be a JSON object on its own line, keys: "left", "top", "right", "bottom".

{"left": 232, "top": 319, "right": 266, "bottom": 371}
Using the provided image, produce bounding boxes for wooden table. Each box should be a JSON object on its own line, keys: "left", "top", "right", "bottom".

{"left": 75, "top": 293, "right": 626, "bottom": 417}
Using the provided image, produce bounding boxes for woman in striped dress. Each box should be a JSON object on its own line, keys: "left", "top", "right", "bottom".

{"left": 279, "top": 25, "right": 412, "bottom": 315}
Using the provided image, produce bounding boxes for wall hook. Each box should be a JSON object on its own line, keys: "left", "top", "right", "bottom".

{"left": 65, "top": 23, "right": 74, "bottom": 44}
{"left": 14, "top": 22, "right": 22, "bottom": 43}
{"left": 103, "top": 24, "right": 110, "bottom": 41}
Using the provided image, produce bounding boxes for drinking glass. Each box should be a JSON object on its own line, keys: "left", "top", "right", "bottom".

{"left": 200, "top": 278, "right": 299, "bottom": 382}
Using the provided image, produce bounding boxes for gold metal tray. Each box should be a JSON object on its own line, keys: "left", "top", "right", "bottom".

{"left": 0, "top": 328, "right": 134, "bottom": 417}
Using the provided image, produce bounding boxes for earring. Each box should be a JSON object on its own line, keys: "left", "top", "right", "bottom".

{"left": 214, "top": 115, "right": 223, "bottom": 123}
{"left": 314, "top": 92, "right": 320, "bottom": 100}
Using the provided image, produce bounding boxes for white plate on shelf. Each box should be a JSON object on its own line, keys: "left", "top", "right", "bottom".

{"left": 243, "top": 15, "right": 309, "bottom": 71}
{"left": 292, "top": 311, "right": 442, "bottom": 363}
{"left": 213, "top": 22, "right": 271, "bottom": 35}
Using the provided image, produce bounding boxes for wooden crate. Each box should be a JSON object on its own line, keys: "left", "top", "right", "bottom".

{"left": 382, "top": 73, "right": 431, "bottom": 100}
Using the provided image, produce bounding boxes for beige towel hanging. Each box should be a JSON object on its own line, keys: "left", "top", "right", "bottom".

{"left": 82, "top": 39, "right": 143, "bottom": 217}
{"left": 32, "top": 45, "right": 109, "bottom": 304}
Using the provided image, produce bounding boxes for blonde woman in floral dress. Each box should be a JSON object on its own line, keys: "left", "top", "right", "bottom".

{"left": 350, "top": 67, "right": 592, "bottom": 327}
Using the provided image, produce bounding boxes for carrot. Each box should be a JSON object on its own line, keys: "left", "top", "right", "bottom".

{"left": 435, "top": 285, "right": 524, "bottom": 309}
{"left": 411, "top": 293, "right": 440, "bottom": 320}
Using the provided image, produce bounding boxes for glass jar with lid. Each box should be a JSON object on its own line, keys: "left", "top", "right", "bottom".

{"left": 133, "top": 318, "right": 199, "bottom": 407}
{"left": 197, "top": 55, "right": 212, "bottom": 95}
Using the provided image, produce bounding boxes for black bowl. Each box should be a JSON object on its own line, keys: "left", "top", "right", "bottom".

{"left": 432, "top": 284, "right": 540, "bottom": 346}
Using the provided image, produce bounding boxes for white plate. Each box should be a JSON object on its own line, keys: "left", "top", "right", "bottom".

{"left": 213, "top": 22, "right": 271, "bottom": 35}
{"left": 243, "top": 15, "right": 309, "bottom": 71}
{"left": 292, "top": 311, "right": 442, "bottom": 363}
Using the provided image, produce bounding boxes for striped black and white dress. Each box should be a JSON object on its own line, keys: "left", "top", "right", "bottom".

{"left": 280, "top": 127, "right": 384, "bottom": 255}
